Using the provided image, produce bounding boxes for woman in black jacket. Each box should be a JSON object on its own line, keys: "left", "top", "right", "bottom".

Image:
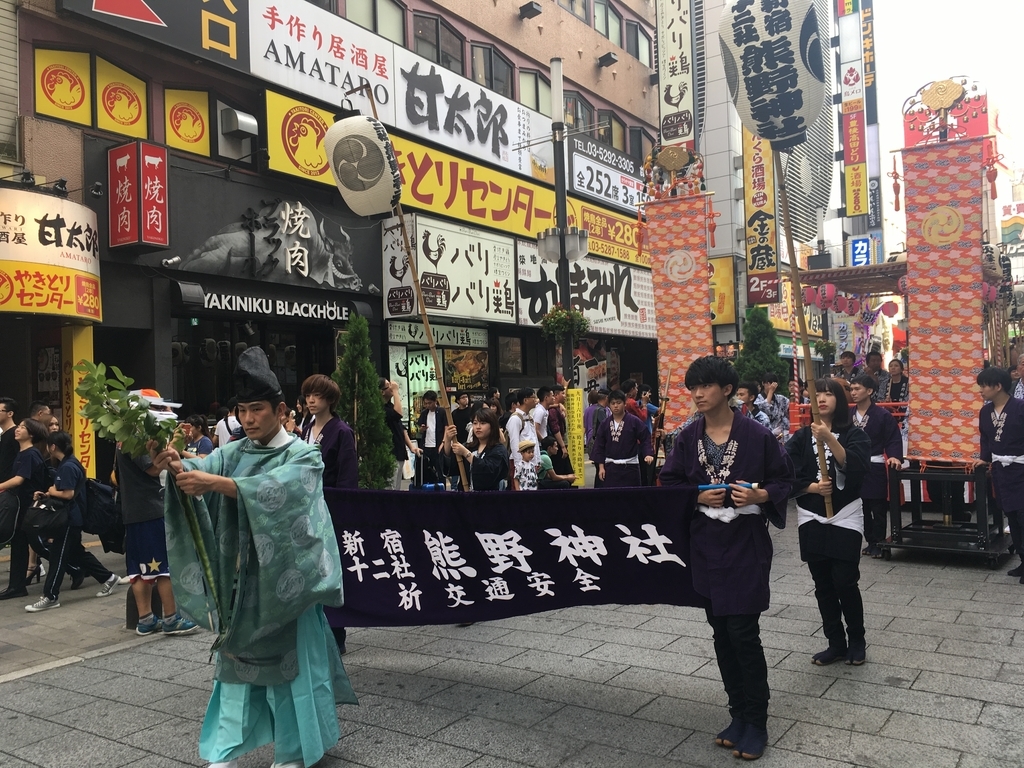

{"left": 0, "top": 418, "right": 52, "bottom": 599}
{"left": 786, "top": 378, "right": 871, "bottom": 666}
{"left": 440, "top": 408, "right": 509, "bottom": 491}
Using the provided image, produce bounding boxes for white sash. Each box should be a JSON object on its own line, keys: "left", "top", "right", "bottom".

{"left": 992, "top": 454, "right": 1024, "bottom": 467}
{"left": 797, "top": 498, "right": 863, "bottom": 535}
{"left": 699, "top": 503, "right": 761, "bottom": 523}
{"left": 870, "top": 454, "right": 886, "bottom": 463}
{"left": 606, "top": 456, "right": 640, "bottom": 465}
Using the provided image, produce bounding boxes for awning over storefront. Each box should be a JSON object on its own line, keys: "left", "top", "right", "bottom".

{"left": 797, "top": 262, "right": 906, "bottom": 296}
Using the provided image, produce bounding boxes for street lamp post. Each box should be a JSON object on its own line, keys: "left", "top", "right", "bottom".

{"left": 537, "top": 57, "right": 589, "bottom": 387}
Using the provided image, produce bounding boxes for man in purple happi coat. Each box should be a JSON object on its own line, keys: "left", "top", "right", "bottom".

{"left": 849, "top": 375, "right": 903, "bottom": 558}
{"left": 660, "top": 356, "right": 794, "bottom": 761}
{"left": 978, "top": 366, "right": 1024, "bottom": 583}
{"left": 591, "top": 390, "right": 652, "bottom": 487}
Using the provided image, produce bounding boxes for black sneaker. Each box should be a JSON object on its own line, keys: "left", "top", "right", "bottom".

{"left": 1008, "top": 563, "right": 1024, "bottom": 577}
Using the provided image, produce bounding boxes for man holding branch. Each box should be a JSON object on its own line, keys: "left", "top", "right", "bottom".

{"left": 152, "top": 347, "right": 356, "bottom": 768}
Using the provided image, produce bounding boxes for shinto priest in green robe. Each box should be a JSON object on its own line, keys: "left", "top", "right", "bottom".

{"left": 162, "top": 347, "right": 357, "bottom": 768}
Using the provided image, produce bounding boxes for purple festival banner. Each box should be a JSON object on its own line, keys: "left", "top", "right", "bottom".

{"left": 324, "top": 487, "right": 703, "bottom": 627}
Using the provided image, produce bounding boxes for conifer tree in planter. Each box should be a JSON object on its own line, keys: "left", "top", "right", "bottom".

{"left": 735, "top": 306, "right": 791, "bottom": 384}
{"left": 332, "top": 314, "right": 396, "bottom": 489}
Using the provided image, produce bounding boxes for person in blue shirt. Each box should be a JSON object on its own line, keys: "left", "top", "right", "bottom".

{"left": 25, "top": 431, "right": 118, "bottom": 612}
{"left": 183, "top": 414, "right": 215, "bottom": 459}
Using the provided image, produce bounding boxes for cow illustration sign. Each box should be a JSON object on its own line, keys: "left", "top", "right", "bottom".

{"left": 161, "top": 199, "right": 363, "bottom": 292}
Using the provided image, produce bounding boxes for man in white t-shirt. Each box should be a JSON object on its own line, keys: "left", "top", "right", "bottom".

{"left": 533, "top": 386, "right": 552, "bottom": 441}
{"left": 416, "top": 390, "right": 449, "bottom": 486}
{"left": 507, "top": 387, "right": 540, "bottom": 470}
{"left": 214, "top": 399, "right": 241, "bottom": 448}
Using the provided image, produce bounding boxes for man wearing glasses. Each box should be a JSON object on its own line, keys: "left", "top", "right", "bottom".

{"left": 0, "top": 398, "right": 17, "bottom": 482}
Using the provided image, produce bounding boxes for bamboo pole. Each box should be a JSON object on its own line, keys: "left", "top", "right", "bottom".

{"left": 346, "top": 85, "right": 470, "bottom": 491}
{"left": 774, "top": 153, "right": 833, "bottom": 517}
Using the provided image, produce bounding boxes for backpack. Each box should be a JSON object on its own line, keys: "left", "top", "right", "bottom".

{"left": 83, "top": 478, "right": 121, "bottom": 535}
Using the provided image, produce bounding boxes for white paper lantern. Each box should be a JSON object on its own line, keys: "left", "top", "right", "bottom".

{"left": 718, "top": 0, "right": 827, "bottom": 150}
{"left": 324, "top": 115, "right": 402, "bottom": 217}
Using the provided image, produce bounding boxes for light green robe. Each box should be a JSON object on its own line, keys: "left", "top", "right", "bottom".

{"left": 165, "top": 432, "right": 357, "bottom": 765}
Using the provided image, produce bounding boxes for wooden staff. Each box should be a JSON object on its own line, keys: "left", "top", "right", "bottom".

{"left": 346, "top": 85, "right": 469, "bottom": 491}
{"left": 649, "top": 372, "right": 671, "bottom": 485}
{"left": 774, "top": 153, "right": 833, "bottom": 517}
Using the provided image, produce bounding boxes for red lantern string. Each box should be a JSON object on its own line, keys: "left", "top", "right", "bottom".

{"left": 887, "top": 157, "right": 902, "bottom": 212}
{"left": 706, "top": 196, "right": 721, "bottom": 248}
{"left": 983, "top": 140, "right": 1003, "bottom": 200}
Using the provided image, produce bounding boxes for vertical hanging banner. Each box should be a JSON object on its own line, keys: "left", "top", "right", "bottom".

{"left": 647, "top": 195, "right": 712, "bottom": 432}
{"left": 742, "top": 128, "right": 780, "bottom": 305}
{"left": 902, "top": 138, "right": 985, "bottom": 460}
{"left": 62, "top": 325, "right": 95, "bottom": 478}
{"left": 655, "top": 0, "right": 696, "bottom": 148}
{"left": 566, "top": 388, "right": 585, "bottom": 487}
{"left": 139, "top": 143, "right": 169, "bottom": 247}
{"left": 108, "top": 142, "right": 169, "bottom": 248}
{"left": 708, "top": 256, "right": 736, "bottom": 326}
{"left": 108, "top": 142, "right": 139, "bottom": 247}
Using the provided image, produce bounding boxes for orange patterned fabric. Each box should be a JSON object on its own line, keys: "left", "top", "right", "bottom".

{"left": 903, "top": 138, "right": 985, "bottom": 460}
{"left": 647, "top": 195, "right": 713, "bottom": 432}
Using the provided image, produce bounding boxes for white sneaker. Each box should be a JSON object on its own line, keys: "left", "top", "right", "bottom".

{"left": 208, "top": 761, "right": 238, "bottom": 768}
{"left": 271, "top": 762, "right": 304, "bottom": 768}
{"left": 25, "top": 596, "right": 60, "bottom": 612}
{"left": 96, "top": 574, "right": 119, "bottom": 597}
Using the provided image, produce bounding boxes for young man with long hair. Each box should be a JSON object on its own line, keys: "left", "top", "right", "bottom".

{"left": 660, "top": 356, "right": 794, "bottom": 760}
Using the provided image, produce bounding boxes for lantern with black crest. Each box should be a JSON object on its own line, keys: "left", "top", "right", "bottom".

{"left": 324, "top": 113, "right": 402, "bottom": 217}
{"left": 718, "top": 0, "right": 827, "bottom": 152}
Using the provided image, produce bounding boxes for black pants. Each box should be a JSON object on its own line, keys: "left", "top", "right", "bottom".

{"left": 6, "top": 526, "right": 28, "bottom": 591}
{"left": 704, "top": 608, "right": 769, "bottom": 730}
{"left": 37, "top": 526, "right": 114, "bottom": 600}
{"left": 421, "top": 446, "right": 442, "bottom": 486}
{"left": 1007, "top": 507, "right": 1024, "bottom": 557}
{"left": 862, "top": 498, "right": 888, "bottom": 545}
{"left": 807, "top": 558, "right": 865, "bottom": 651}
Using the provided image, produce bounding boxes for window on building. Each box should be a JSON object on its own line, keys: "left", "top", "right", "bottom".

{"left": 594, "top": 0, "right": 621, "bottom": 46}
{"left": 414, "top": 14, "right": 463, "bottom": 74}
{"left": 558, "top": 0, "right": 589, "bottom": 21}
{"left": 346, "top": 0, "right": 405, "bottom": 46}
{"left": 629, "top": 126, "right": 655, "bottom": 162}
{"left": 564, "top": 92, "right": 594, "bottom": 136}
{"left": 625, "top": 21, "right": 652, "bottom": 67}
{"left": 519, "top": 70, "right": 551, "bottom": 116}
{"left": 304, "top": 0, "right": 335, "bottom": 11}
{"left": 597, "top": 111, "right": 626, "bottom": 151}
{"left": 472, "top": 45, "right": 513, "bottom": 99}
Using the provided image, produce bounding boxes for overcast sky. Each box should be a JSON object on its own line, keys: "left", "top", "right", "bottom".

{"left": 873, "top": 1, "right": 1023, "bottom": 241}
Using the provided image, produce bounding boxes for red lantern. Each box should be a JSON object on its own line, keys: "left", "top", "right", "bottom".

{"left": 880, "top": 301, "right": 899, "bottom": 318}
{"left": 847, "top": 298, "right": 861, "bottom": 315}
{"left": 835, "top": 295, "right": 849, "bottom": 313}
{"left": 819, "top": 283, "right": 837, "bottom": 309}
{"left": 802, "top": 287, "right": 818, "bottom": 307}
{"left": 898, "top": 276, "right": 909, "bottom": 294}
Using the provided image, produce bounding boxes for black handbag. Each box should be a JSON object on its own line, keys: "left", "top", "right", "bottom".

{"left": 23, "top": 496, "right": 68, "bottom": 536}
{"left": 0, "top": 491, "right": 19, "bottom": 546}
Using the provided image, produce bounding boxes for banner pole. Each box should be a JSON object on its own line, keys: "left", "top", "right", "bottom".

{"left": 774, "top": 153, "right": 833, "bottom": 518}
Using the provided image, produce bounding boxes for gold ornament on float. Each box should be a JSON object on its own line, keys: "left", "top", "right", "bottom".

{"left": 921, "top": 205, "right": 965, "bottom": 246}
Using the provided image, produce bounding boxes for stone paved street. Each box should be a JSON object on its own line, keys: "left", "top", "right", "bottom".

{"left": 2, "top": 505, "right": 1024, "bottom": 768}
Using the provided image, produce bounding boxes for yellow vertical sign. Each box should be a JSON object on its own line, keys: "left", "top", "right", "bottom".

{"left": 62, "top": 325, "right": 95, "bottom": 479}
{"left": 35, "top": 49, "right": 92, "bottom": 127}
{"left": 95, "top": 58, "right": 148, "bottom": 139}
{"left": 742, "top": 127, "right": 781, "bottom": 304}
{"left": 566, "top": 388, "right": 585, "bottom": 487}
{"left": 165, "top": 89, "right": 211, "bottom": 156}
{"left": 709, "top": 256, "right": 737, "bottom": 325}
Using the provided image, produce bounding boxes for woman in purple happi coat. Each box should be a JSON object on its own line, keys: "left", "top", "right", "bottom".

{"left": 660, "top": 356, "right": 794, "bottom": 761}
{"left": 300, "top": 374, "right": 358, "bottom": 490}
{"left": 590, "top": 390, "right": 652, "bottom": 488}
